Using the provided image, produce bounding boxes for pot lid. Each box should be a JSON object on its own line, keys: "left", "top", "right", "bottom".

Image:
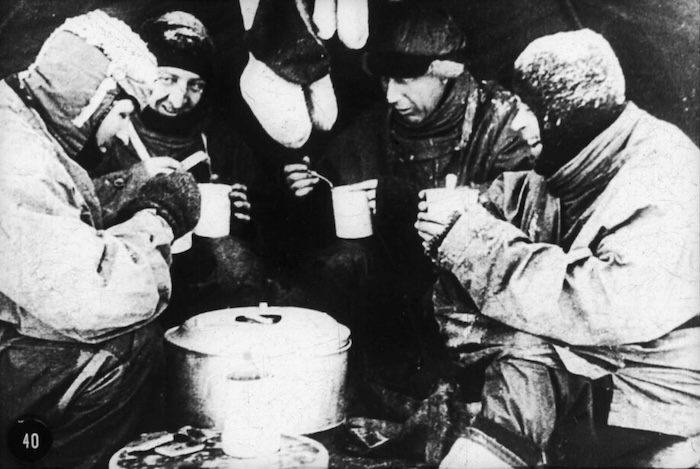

{"left": 165, "top": 304, "right": 351, "bottom": 360}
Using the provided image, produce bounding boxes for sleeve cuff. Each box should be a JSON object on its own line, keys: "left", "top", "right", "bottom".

{"left": 436, "top": 202, "right": 499, "bottom": 271}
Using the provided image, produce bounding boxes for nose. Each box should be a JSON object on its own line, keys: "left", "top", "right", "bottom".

{"left": 385, "top": 79, "right": 402, "bottom": 105}
{"left": 116, "top": 121, "right": 131, "bottom": 146}
{"left": 510, "top": 109, "right": 528, "bottom": 132}
{"left": 168, "top": 85, "right": 186, "bottom": 109}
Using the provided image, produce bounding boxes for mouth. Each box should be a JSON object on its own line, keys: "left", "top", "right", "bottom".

{"left": 158, "top": 104, "right": 182, "bottom": 117}
{"left": 529, "top": 141, "right": 544, "bottom": 160}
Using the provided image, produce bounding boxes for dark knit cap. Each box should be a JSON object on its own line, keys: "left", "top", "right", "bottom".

{"left": 364, "top": 5, "right": 467, "bottom": 78}
{"left": 140, "top": 11, "right": 215, "bottom": 82}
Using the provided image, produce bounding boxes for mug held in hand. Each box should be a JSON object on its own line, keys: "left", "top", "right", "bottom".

{"left": 331, "top": 186, "right": 373, "bottom": 239}
{"left": 194, "top": 183, "right": 233, "bottom": 238}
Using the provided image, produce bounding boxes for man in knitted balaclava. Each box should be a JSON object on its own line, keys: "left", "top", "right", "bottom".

{"left": 281, "top": 3, "right": 539, "bottom": 425}
{"left": 93, "top": 11, "right": 248, "bottom": 218}
{"left": 92, "top": 11, "right": 296, "bottom": 327}
{"left": 416, "top": 29, "right": 700, "bottom": 468}
{"left": 0, "top": 10, "right": 201, "bottom": 469}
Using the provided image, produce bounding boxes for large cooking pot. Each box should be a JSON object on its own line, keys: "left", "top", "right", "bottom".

{"left": 164, "top": 304, "right": 351, "bottom": 435}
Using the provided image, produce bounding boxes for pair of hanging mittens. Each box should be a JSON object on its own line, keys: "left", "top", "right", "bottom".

{"left": 239, "top": 0, "right": 368, "bottom": 148}
{"left": 239, "top": 0, "right": 348, "bottom": 148}
{"left": 313, "top": 0, "right": 369, "bottom": 49}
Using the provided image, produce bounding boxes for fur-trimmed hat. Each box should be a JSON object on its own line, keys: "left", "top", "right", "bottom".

{"left": 364, "top": 5, "right": 467, "bottom": 79}
{"left": 140, "top": 11, "right": 215, "bottom": 82}
{"left": 16, "top": 10, "right": 157, "bottom": 159}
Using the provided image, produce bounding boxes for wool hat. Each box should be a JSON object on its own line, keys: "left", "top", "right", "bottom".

{"left": 513, "top": 29, "right": 626, "bottom": 134}
{"left": 364, "top": 5, "right": 467, "bottom": 79}
{"left": 140, "top": 11, "right": 215, "bottom": 82}
{"left": 513, "top": 29, "right": 627, "bottom": 175}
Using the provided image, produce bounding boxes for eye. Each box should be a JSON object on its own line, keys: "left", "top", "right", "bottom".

{"left": 188, "top": 80, "right": 206, "bottom": 94}
{"left": 158, "top": 74, "right": 176, "bottom": 85}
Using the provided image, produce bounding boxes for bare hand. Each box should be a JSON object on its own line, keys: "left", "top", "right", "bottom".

{"left": 229, "top": 183, "right": 251, "bottom": 222}
{"left": 343, "top": 179, "right": 378, "bottom": 214}
{"left": 284, "top": 156, "right": 318, "bottom": 197}
{"left": 415, "top": 187, "right": 478, "bottom": 251}
{"left": 143, "top": 157, "right": 182, "bottom": 177}
{"left": 415, "top": 210, "right": 452, "bottom": 247}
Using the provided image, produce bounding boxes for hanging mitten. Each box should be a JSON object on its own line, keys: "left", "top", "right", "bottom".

{"left": 240, "top": 52, "right": 312, "bottom": 149}
{"left": 313, "top": 0, "right": 336, "bottom": 40}
{"left": 241, "top": 0, "right": 336, "bottom": 147}
{"left": 246, "top": 0, "right": 329, "bottom": 85}
{"left": 238, "top": 0, "right": 261, "bottom": 31}
{"left": 304, "top": 73, "right": 338, "bottom": 131}
{"left": 337, "top": 0, "right": 369, "bottom": 49}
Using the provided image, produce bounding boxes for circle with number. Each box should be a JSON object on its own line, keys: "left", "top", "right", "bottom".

{"left": 7, "top": 416, "right": 52, "bottom": 462}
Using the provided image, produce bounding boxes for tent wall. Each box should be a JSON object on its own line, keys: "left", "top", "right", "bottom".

{"left": 1, "top": 0, "right": 697, "bottom": 146}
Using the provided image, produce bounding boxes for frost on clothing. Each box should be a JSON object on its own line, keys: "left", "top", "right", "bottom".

{"left": 296, "top": 72, "right": 535, "bottom": 401}
{"left": 91, "top": 95, "right": 275, "bottom": 326}
{"left": 438, "top": 103, "right": 700, "bottom": 437}
{"left": 0, "top": 18, "right": 172, "bottom": 344}
{"left": 0, "top": 84, "right": 172, "bottom": 343}
{"left": 318, "top": 72, "right": 535, "bottom": 303}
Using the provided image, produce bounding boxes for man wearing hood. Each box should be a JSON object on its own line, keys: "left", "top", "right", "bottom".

{"left": 283, "top": 5, "right": 537, "bottom": 403}
{"left": 0, "top": 11, "right": 200, "bottom": 468}
{"left": 417, "top": 29, "right": 700, "bottom": 468}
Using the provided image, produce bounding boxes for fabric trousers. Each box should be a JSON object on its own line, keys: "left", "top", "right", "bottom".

{"left": 0, "top": 323, "right": 164, "bottom": 469}
{"left": 470, "top": 334, "right": 696, "bottom": 467}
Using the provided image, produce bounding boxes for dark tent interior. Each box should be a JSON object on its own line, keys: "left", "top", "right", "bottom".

{"left": 1, "top": 0, "right": 698, "bottom": 154}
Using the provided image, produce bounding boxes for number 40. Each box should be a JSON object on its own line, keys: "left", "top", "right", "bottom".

{"left": 23, "top": 433, "right": 40, "bottom": 450}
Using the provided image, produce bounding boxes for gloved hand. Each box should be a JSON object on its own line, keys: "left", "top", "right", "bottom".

{"left": 121, "top": 171, "right": 201, "bottom": 238}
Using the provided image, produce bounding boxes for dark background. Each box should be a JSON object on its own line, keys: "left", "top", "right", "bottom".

{"left": 1, "top": 0, "right": 698, "bottom": 156}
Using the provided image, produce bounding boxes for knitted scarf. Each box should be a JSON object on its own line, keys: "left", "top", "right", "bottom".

{"left": 135, "top": 107, "right": 205, "bottom": 160}
{"left": 387, "top": 73, "right": 476, "bottom": 188}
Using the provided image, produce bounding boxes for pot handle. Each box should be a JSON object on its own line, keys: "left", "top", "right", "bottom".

{"left": 203, "top": 358, "right": 267, "bottom": 401}
{"left": 235, "top": 313, "right": 281, "bottom": 324}
{"left": 235, "top": 302, "right": 282, "bottom": 324}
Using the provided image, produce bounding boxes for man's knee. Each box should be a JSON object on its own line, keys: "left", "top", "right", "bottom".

{"left": 474, "top": 345, "right": 599, "bottom": 462}
{"left": 1, "top": 324, "right": 163, "bottom": 468}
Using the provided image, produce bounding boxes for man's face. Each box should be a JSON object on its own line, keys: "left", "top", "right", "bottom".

{"left": 148, "top": 66, "right": 206, "bottom": 117}
{"left": 514, "top": 87, "right": 559, "bottom": 176}
{"left": 382, "top": 75, "right": 447, "bottom": 124}
{"left": 95, "top": 99, "right": 134, "bottom": 153}
{"left": 509, "top": 101, "right": 543, "bottom": 163}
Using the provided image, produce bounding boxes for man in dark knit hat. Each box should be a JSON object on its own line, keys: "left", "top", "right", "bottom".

{"left": 93, "top": 11, "right": 296, "bottom": 326}
{"left": 418, "top": 29, "right": 700, "bottom": 468}
{"left": 283, "top": 4, "right": 539, "bottom": 433}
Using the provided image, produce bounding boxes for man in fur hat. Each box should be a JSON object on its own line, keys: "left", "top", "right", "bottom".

{"left": 283, "top": 5, "right": 538, "bottom": 409}
{"left": 0, "top": 11, "right": 201, "bottom": 468}
{"left": 418, "top": 29, "right": 700, "bottom": 468}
